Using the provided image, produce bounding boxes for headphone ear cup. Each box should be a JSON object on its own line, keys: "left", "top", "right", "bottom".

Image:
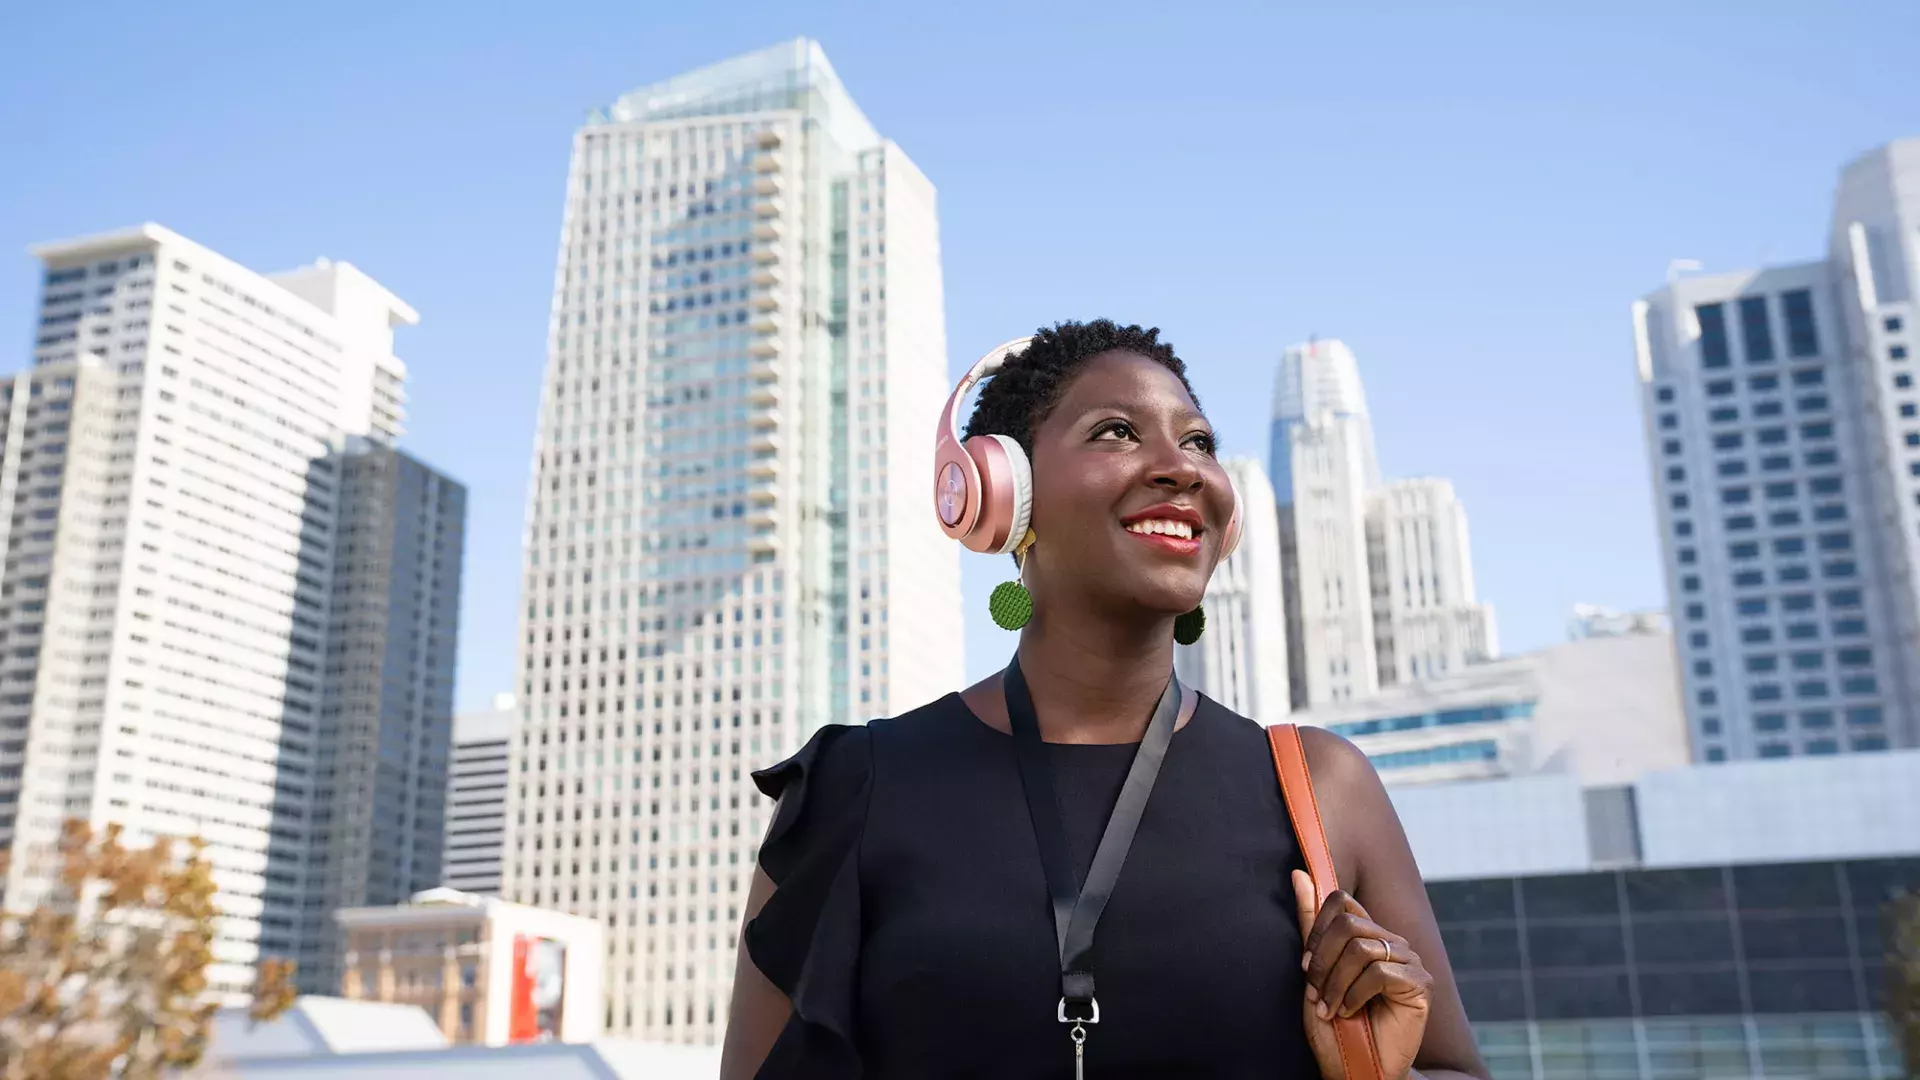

{"left": 984, "top": 434, "right": 1033, "bottom": 556}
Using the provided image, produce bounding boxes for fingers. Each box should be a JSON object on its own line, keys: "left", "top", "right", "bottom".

{"left": 1337, "top": 950, "right": 1433, "bottom": 1019}
{"left": 1301, "top": 889, "right": 1364, "bottom": 971}
{"left": 1290, "top": 869, "right": 1318, "bottom": 941}
{"left": 1315, "top": 933, "right": 1405, "bottom": 1019}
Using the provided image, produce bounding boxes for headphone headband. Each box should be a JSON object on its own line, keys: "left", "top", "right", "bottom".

{"left": 944, "top": 336, "right": 1035, "bottom": 444}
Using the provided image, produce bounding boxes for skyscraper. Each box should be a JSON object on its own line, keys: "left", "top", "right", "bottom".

{"left": 442, "top": 694, "right": 516, "bottom": 896}
{"left": 1366, "top": 478, "right": 1497, "bottom": 686}
{"left": 303, "top": 438, "right": 467, "bottom": 993}
{"left": 1175, "top": 458, "right": 1288, "bottom": 721}
{"left": 1, "top": 224, "right": 453, "bottom": 998}
{"left": 1270, "top": 340, "right": 1498, "bottom": 708}
{"left": 1272, "top": 340, "right": 1381, "bottom": 705}
{"left": 1633, "top": 138, "right": 1920, "bottom": 762}
{"left": 502, "top": 40, "right": 962, "bottom": 1042}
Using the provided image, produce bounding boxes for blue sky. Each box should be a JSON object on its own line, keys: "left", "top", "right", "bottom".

{"left": 4, "top": 2, "right": 1918, "bottom": 713}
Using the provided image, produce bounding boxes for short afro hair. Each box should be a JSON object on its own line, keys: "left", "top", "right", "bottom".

{"left": 962, "top": 319, "right": 1199, "bottom": 455}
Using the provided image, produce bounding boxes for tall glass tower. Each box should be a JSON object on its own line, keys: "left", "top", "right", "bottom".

{"left": 503, "top": 40, "right": 961, "bottom": 1043}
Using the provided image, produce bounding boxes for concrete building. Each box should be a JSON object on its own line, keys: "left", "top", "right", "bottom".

{"left": 1568, "top": 604, "right": 1670, "bottom": 640}
{"left": 1271, "top": 339, "right": 1498, "bottom": 707}
{"left": 1175, "top": 458, "right": 1288, "bottom": 722}
{"left": 443, "top": 694, "right": 515, "bottom": 895}
{"left": 503, "top": 39, "right": 963, "bottom": 1042}
{"left": 336, "top": 887, "right": 604, "bottom": 1047}
{"left": 1633, "top": 139, "right": 1920, "bottom": 762}
{"left": 0, "top": 224, "right": 456, "bottom": 998}
{"left": 1398, "top": 747, "right": 1920, "bottom": 1080}
{"left": 1296, "top": 629, "right": 1690, "bottom": 789}
{"left": 193, "top": 997, "right": 720, "bottom": 1078}
{"left": 304, "top": 439, "right": 467, "bottom": 994}
{"left": 1367, "top": 477, "right": 1498, "bottom": 686}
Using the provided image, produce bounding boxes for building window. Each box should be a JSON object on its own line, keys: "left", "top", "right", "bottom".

{"left": 1656, "top": 386, "right": 1675, "bottom": 403}
{"left": 1697, "top": 303, "right": 1731, "bottom": 368}
{"left": 1759, "top": 743, "right": 1791, "bottom": 758}
{"left": 1705, "top": 747, "right": 1727, "bottom": 762}
{"left": 1893, "top": 345, "right": 1910, "bottom": 361}
{"left": 1755, "top": 713, "right": 1787, "bottom": 732}
{"left": 1739, "top": 295, "right": 1775, "bottom": 362}
{"left": 1888, "top": 316, "right": 1906, "bottom": 333}
{"left": 1782, "top": 289, "right": 1819, "bottom": 356}
{"left": 1846, "top": 705, "right": 1882, "bottom": 726}
{"left": 1706, "top": 379, "right": 1735, "bottom": 397}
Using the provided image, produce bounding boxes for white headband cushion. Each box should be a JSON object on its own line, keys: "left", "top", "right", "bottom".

{"left": 986, "top": 434, "right": 1033, "bottom": 556}
{"left": 949, "top": 337, "right": 1037, "bottom": 442}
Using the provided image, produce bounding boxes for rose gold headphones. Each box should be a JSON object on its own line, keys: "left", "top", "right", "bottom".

{"left": 933, "top": 336, "right": 1243, "bottom": 558}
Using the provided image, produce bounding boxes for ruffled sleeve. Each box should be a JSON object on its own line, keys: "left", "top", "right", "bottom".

{"left": 745, "top": 723, "right": 871, "bottom": 1077}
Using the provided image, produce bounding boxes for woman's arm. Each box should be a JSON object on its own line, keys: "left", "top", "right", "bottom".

{"left": 719, "top": 866, "right": 789, "bottom": 1080}
{"left": 1302, "top": 726, "right": 1491, "bottom": 1080}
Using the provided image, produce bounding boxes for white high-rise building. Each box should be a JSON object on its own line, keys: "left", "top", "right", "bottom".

{"left": 502, "top": 40, "right": 962, "bottom": 1043}
{"left": 1366, "top": 478, "right": 1497, "bottom": 686}
{"left": 1175, "top": 458, "right": 1288, "bottom": 721}
{"left": 1272, "top": 340, "right": 1381, "bottom": 705}
{"left": 1271, "top": 340, "right": 1498, "bottom": 707}
{"left": 1634, "top": 138, "right": 1920, "bottom": 762}
{"left": 441, "top": 694, "right": 515, "bottom": 896}
{"left": 1, "top": 224, "right": 426, "bottom": 997}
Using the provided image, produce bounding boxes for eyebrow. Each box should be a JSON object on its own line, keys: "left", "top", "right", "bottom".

{"left": 1071, "top": 402, "right": 1210, "bottom": 427}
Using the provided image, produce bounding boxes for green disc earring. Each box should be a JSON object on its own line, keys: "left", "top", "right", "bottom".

{"left": 989, "top": 530, "right": 1038, "bottom": 631}
{"left": 989, "top": 580, "right": 1033, "bottom": 631}
{"left": 1173, "top": 604, "right": 1207, "bottom": 646}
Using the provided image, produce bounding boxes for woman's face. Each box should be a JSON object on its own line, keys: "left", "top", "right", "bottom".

{"left": 1024, "top": 350, "right": 1234, "bottom": 622}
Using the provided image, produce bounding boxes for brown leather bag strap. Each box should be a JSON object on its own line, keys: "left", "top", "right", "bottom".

{"left": 1268, "top": 724, "right": 1389, "bottom": 1080}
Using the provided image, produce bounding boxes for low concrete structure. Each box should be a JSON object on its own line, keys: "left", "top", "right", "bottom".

{"left": 334, "top": 888, "right": 602, "bottom": 1046}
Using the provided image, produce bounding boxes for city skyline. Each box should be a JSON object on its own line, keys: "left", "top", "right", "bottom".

{"left": 4, "top": 7, "right": 1920, "bottom": 712}
{"left": 1, "top": 224, "right": 465, "bottom": 1001}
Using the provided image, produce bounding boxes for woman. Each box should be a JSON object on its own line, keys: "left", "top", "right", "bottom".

{"left": 722, "top": 320, "right": 1488, "bottom": 1080}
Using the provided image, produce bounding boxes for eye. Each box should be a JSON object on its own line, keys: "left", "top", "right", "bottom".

{"left": 1185, "top": 431, "right": 1217, "bottom": 456}
{"left": 1091, "top": 420, "right": 1136, "bottom": 441}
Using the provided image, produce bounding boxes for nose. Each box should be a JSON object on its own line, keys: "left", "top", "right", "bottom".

{"left": 1148, "top": 439, "right": 1205, "bottom": 493}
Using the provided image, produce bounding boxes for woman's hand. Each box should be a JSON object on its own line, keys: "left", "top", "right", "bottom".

{"left": 1292, "top": 869, "right": 1433, "bottom": 1080}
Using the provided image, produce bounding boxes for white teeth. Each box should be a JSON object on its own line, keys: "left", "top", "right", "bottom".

{"left": 1126, "top": 520, "right": 1195, "bottom": 539}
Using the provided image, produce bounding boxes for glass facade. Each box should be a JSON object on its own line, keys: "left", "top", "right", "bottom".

{"left": 1435, "top": 856, "right": 1919, "bottom": 1079}
{"left": 1327, "top": 699, "right": 1535, "bottom": 738}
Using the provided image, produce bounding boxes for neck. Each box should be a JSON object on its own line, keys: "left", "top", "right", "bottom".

{"left": 1014, "top": 606, "right": 1177, "bottom": 744}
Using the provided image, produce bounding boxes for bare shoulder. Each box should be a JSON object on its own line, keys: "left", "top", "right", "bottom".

{"left": 1296, "top": 724, "right": 1376, "bottom": 791}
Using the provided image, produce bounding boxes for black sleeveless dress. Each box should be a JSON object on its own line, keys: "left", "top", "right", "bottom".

{"left": 744, "top": 691, "right": 1318, "bottom": 1079}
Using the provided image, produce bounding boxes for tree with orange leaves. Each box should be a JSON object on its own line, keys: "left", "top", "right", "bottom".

{"left": 1891, "top": 890, "right": 1919, "bottom": 1080}
{"left": 0, "top": 819, "right": 298, "bottom": 1079}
